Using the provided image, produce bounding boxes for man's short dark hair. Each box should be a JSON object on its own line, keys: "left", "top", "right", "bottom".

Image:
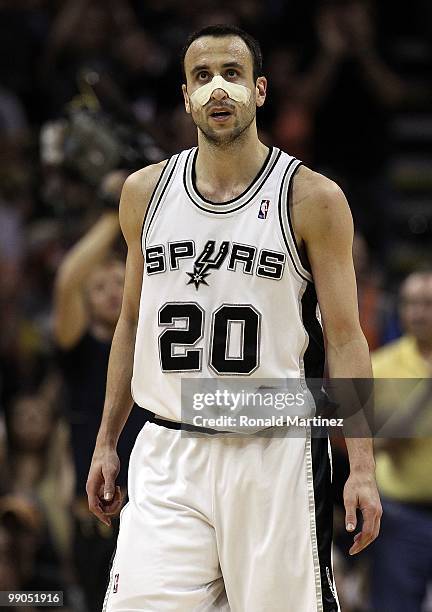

{"left": 181, "top": 25, "right": 263, "bottom": 82}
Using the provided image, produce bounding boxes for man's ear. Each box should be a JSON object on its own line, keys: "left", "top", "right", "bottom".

{"left": 182, "top": 84, "right": 191, "bottom": 114}
{"left": 255, "top": 76, "right": 267, "bottom": 108}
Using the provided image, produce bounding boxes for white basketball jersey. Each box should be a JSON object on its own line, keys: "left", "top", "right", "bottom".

{"left": 131, "top": 147, "right": 325, "bottom": 421}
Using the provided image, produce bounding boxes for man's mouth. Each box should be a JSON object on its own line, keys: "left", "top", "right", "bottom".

{"left": 209, "top": 109, "right": 233, "bottom": 122}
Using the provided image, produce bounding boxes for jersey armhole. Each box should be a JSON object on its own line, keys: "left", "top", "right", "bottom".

{"left": 278, "top": 159, "right": 313, "bottom": 283}
{"left": 140, "top": 154, "right": 181, "bottom": 256}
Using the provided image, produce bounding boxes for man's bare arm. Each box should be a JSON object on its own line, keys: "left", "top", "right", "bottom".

{"left": 54, "top": 212, "right": 120, "bottom": 348}
{"left": 293, "top": 167, "right": 382, "bottom": 555}
{"left": 54, "top": 170, "right": 128, "bottom": 348}
{"left": 86, "top": 161, "right": 166, "bottom": 525}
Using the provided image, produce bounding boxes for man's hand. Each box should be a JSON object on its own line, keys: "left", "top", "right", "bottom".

{"left": 86, "top": 446, "right": 123, "bottom": 526}
{"left": 343, "top": 470, "right": 382, "bottom": 555}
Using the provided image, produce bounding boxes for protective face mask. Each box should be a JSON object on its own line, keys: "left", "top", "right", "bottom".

{"left": 189, "top": 75, "right": 251, "bottom": 110}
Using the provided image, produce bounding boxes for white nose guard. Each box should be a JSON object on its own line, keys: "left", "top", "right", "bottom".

{"left": 189, "top": 75, "right": 251, "bottom": 110}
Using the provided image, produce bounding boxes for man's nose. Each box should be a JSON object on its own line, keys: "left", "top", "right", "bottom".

{"left": 210, "top": 88, "right": 228, "bottom": 101}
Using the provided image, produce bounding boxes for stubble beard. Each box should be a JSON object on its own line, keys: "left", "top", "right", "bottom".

{"left": 193, "top": 106, "right": 256, "bottom": 149}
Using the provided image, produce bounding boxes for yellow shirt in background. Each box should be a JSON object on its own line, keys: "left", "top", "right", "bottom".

{"left": 372, "top": 336, "right": 432, "bottom": 502}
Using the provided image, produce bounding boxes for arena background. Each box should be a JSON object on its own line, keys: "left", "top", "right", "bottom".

{"left": 0, "top": 0, "right": 431, "bottom": 610}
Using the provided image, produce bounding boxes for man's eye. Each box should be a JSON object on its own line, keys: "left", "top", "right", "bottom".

{"left": 198, "top": 72, "right": 209, "bottom": 80}
{"left": 226, "top": 69, "right": 237, "bottom": 78}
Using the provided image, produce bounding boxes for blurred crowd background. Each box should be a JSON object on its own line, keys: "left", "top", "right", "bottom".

{"left": 0, "top": 0, "right": 431, "bottom": 610}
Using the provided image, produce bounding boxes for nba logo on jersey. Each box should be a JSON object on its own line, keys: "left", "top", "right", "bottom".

{"left": 258, "top": 199, "right": 270, "bottom": 219}
{"left": 113, "top": 573, "right": 119, "bottom": 594}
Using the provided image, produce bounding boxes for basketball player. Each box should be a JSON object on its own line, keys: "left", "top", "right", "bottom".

{"left": 87, "top": 25, "right": 382, "bottom": 611}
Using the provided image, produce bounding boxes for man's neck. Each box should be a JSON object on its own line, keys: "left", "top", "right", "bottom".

{"left": 195, "top": 126, "right": 269, "bottom": 203}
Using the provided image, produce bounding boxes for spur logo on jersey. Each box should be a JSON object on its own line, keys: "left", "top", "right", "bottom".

{"left": 258, "top": 199, "right": 270, "bottom": 219}
{"left": 145, "top": 239, "right": 286, "bottom": 288}
{"left": 186, "top": 240, "right": 229, "bottom": 289}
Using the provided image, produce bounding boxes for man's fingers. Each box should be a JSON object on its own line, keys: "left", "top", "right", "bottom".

{"left": 349, "top": 504, "right": 382, "bottom": 555}
{"left": 370, "top": 506, "right": 382, "bottom": 545}
{"left": 103, "top": 484, "right": 115, "bottom": 501}
{"left": 87, "top": 472, "right": 119, "bottom": 525}
{"left": 349, "top": 531, "right": 373, "bottom": 555}
{"left": 88, "top": 487, "right": 120, "bottom": 525}
{"left": 102, "top": 466, "right": 118, "bottom": 501}
{"left": 88, "top": 493, "right": 112, "bottom": 526}
{"left": 104, "top": 502, "right": 122, "bottom": 517}
{"left": 349, "top": 525, "right": 373, "bottom": 555}
{"left": 350, "top": 529, "right": 371, "bottom": 554}
{"left": 101, "top": 486, "right": 123, "bottom": 516}
{"left": 371, "top": 502, "right": 382, "bottom": 537}
{"left": 344, "top": 495, "right": 357, "bottom": 532}
{"left": 86, "top": 473, "right": 109, "bottom": 524}
{"left": 86, "top": 451, "right": 121, "bottom": 525}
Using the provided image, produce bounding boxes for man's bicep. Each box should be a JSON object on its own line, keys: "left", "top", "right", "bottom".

{"left": 117, "top": 161, "right": 167, "bottom": 324}
{"left": 313, "top": 255, "right": 361, "bottom": 344}
{"left": 121, "top": 239, "right": 143, "bottom": 324}
{"left": 304, "top": 186, "right": 362, "bottom": 342}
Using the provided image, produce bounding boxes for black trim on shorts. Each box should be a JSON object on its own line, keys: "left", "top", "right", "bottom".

{"left": 148, "top": 414, "right": 224, "bottom": 435}
{"left": 311, "top": 436, "right": 339, "bottom": 611}
{"left": 302, "top": 284, "right": 338, "bottom": 611}
{"left": 102, "top": 543, "right": 117, "bottom": 612}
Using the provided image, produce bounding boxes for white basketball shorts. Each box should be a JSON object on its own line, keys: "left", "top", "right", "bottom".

{"left": 103, "top": 421, "right": 339, "bottom": 611}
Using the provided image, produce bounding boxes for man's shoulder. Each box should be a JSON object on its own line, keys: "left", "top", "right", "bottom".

{"left": 119, "top": 159, "right": 170, "bottom": 238}
{"left": 292, "top": 165, "right": 345, "bottom": 209}
{"left": 124, "top": 159, "right": 170, "bottom": 199}
{"left": 290, "top": 164, "right": 350, "bottom": 243}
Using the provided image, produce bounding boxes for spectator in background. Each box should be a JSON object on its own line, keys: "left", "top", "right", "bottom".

{"left": 53, "top": 169, "right": 147, "bottom": 612}
{"left": 5, "top": 380, "right": 73, "bottom": 562}
{"left": 265, "top": 9, "right": 349, "bottom": 163}
{"left": 1, "top": 367, "right": 72, "bottom": 606}
{"left": 0, "top": 493, "right": 68, "bottom": 611}
{"left": 265, "top": 0, "right": 410, "bottom": 208}
{"left": 370, "top": 270, "right": 432, "bottom": 612}
{"left": 309, "top": 0, "right": 410, "bottom": 255}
